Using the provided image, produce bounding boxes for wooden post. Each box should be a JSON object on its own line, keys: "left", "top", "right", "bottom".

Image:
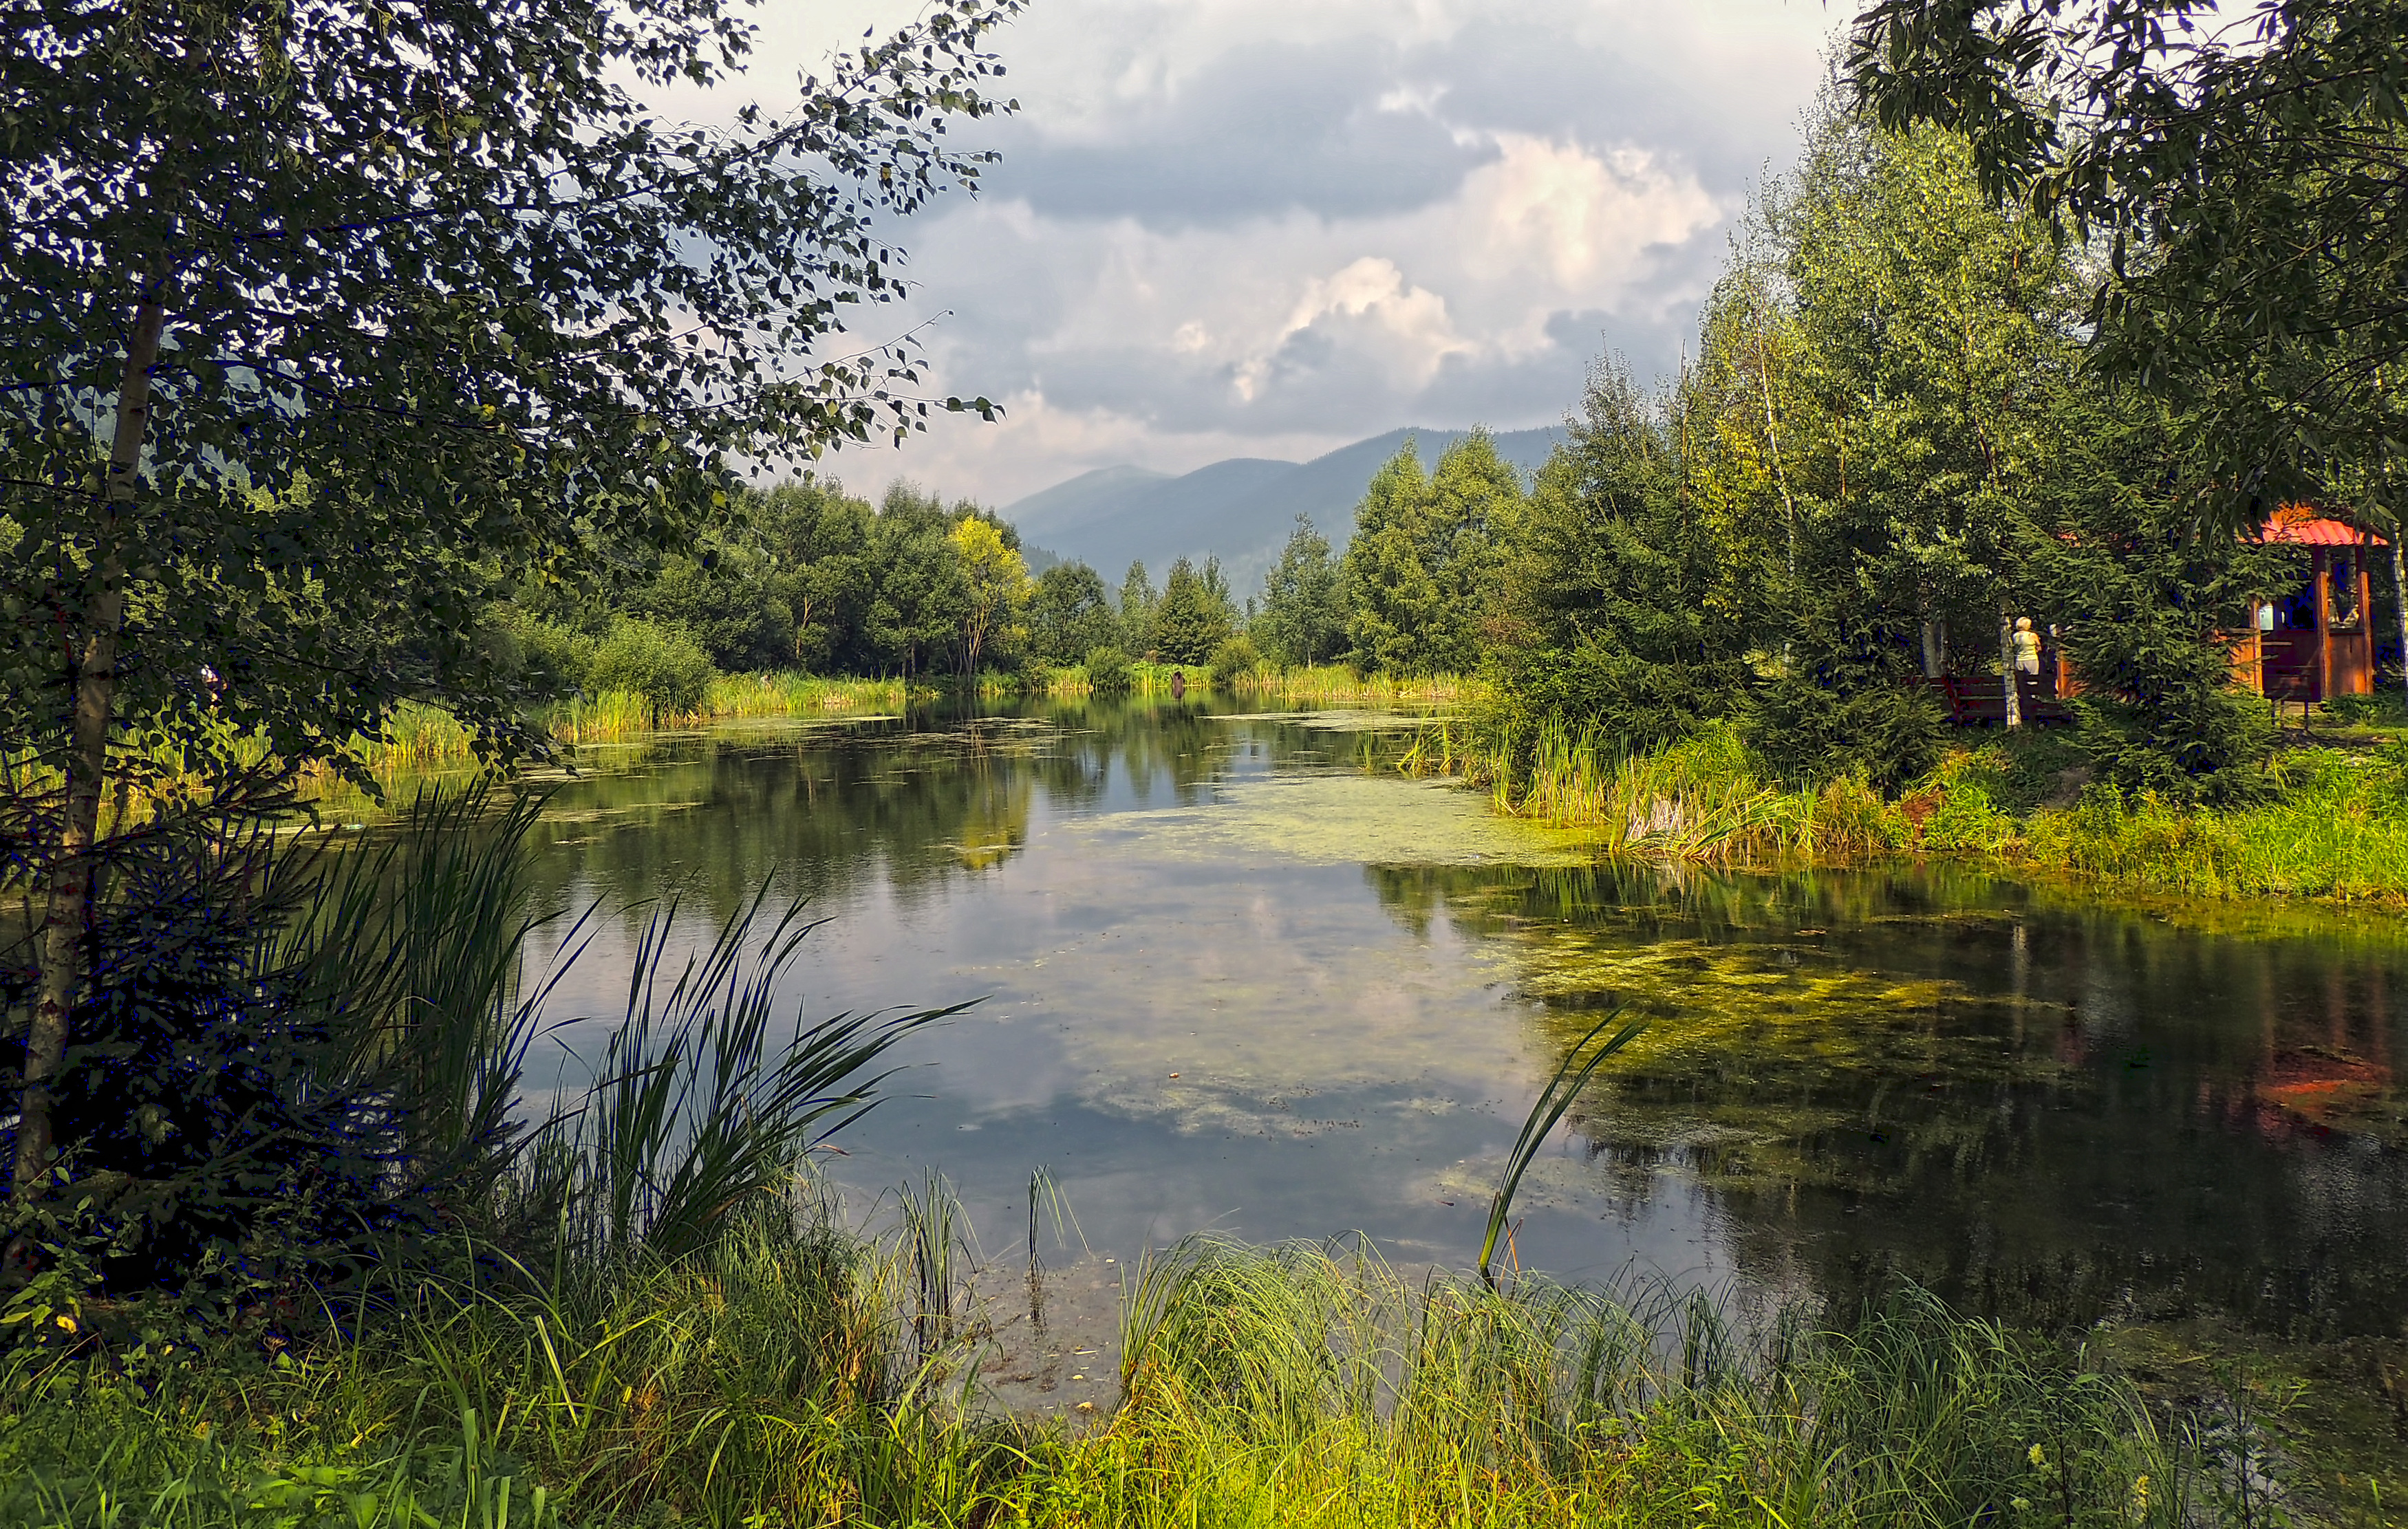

{"left": 2358, "top": 551, "right": 2376, "bottom": 695}
{"left": 2316, "top": 549, "right": 2333, "bottom": 703}
{"left": 2000, "top": 614, "right": 2021, "bottom": 728}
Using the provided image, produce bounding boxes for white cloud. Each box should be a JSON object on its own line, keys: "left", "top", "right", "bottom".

{"left": 705, "top": 0, "right": 1836, "bottom": 505}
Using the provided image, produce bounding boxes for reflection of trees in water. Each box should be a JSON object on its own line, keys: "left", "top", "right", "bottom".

{"left": 1364, "top": 860, "right": 2408, "bottom": 1343}
{"left": 1030, "top": 695, "right": 1417, "bottom": 811}
{"left": 1036, "top": 697, "right": 1228, "bottom": 807}
{"left": 523, "top": 722, "right": 1044, "bottom": 926}
{"left": 519, "top": 697, "right": 1404, "bottom": 933}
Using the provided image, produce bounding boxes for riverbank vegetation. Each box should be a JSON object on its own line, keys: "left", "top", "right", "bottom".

{"left": 3, "top": 1226, "right": 2272, "bottom": 1529}
{"left": 1432, "top": 717, "right": 2408, "bottom": 903}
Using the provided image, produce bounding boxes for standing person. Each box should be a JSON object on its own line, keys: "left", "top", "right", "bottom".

{"left": 2011, "top": 617, "right": 2043, "bottom": 720}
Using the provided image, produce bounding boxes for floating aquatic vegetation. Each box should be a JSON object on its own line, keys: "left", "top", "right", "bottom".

{"left": 1071, "top": 773, "right": 1595, "bottom": 869}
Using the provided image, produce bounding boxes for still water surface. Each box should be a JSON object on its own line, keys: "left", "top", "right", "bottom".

{"left": 514, "top": 698, "right": 2406, "bottom": 1344}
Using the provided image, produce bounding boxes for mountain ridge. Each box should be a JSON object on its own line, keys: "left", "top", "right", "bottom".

{"left": 1003, "top": 424, "right": 1564, "bottom": 597}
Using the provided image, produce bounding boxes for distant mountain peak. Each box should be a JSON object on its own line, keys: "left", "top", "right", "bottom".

{"left": 1004, "top": 463, "right": 1175, "bottom": 542}
{"left": 1000, "top": 424, "right": 1562, "bottom": 595}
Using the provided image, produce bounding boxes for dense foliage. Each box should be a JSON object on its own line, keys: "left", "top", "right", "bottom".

{"left": 1, "top": 0, "right": 1020, "bottom": 1206}
{"left": 1322, "top": 108, "right": 2309, "bottom": 804}
{"left": 1848, "top": 0, "right": 2408, "bottom": 518}
{"left": 1848, "top": 0, "right": 2408, "bottom": 708}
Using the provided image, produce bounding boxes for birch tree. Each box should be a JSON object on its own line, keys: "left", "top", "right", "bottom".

{"left": 0, "top": 0, "right": 1018, "bottom": 1202}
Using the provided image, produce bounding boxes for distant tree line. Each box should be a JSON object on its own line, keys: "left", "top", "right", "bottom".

{"left": 486, "top": 476, "right": 1266, "bottom": 704}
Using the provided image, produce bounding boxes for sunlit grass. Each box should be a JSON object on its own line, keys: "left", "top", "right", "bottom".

{"left": 1432, "top": 721, "right": 1902, "bottom": 866}
{"left": 0, "top": 1219, "right": 2235, "bottom": 1529}
{"left": 2020, "top": 755, "right": 2408, "bottom": 902}
{"left": 706, "top": 671, "right": 916, "bottom": 718}
{"left": 1236, "top": 664, "right": 1479, "bottom": 706}
{"left": 330, "top": 674, "right": 922, "bottom": 772}
{"left": 1430, "top": 715, "right": 2408, "bottom": 903}
{"left": 1040, "top": 661, "right": 1223, "bottom": 696}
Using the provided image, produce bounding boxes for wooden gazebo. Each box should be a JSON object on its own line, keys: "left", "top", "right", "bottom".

{"left": 2230, "top": 507, "right": 2383, "bottom": 702}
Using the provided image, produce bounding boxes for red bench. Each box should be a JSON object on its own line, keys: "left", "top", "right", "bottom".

{"left": 1904, "top": 674, "right": 2072, "bottom": 726}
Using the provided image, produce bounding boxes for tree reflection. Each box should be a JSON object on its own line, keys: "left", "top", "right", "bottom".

{"left": 517, "top": 697, "right": 1392, "bottom": 932}
{"left": 1364, "top": 860, "right": 2408, "bottom": 1344}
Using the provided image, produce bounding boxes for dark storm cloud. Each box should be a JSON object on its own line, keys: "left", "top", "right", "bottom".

{"left": 980, "top": 41, "right": 1501, "bottom": 227}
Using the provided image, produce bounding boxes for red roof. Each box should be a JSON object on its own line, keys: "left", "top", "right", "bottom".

{"left": 2259, "top": 504, "right": 2386, "bottom": 546}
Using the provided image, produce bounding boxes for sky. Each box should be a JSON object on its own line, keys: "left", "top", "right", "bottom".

{"left": 714, "top": 1, "right": 1842, "bottom": 506}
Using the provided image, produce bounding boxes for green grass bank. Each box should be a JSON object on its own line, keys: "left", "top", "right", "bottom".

{"left": 2, "top": 1211, "right": 2296, "bottom": 1529}
{"left": 1441, "top": 714, "right": 2408, "bottom": 906}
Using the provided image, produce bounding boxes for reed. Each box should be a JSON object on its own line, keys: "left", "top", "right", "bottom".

{"left": 705, "top": 671, "right": 914, "bottom": 717}
{"left": 8, "top": 1213, "right": 2239, "bottom": 1529}
{"left": 1479, "top": 1011, "right": 1646, "bottom": 1288}
{"left": 1235, "top": 664, "right": 1478, "bottom": 706}
{"left": 1039, "top": 662, "right": 1229, "bottom": 697}
{"left": 316, "top": 673, "right": 921, "bottom": 776}
{"left": 1477, "top": 721, "right": 1905, "bottom": 865}
{"left": 541, "top": 688, "right": 660, "bottom": 745}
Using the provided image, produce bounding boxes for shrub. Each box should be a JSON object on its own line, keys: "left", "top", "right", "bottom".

{"left": 587, "top": 619, "right": 716, "bottom": 721}
{"left": 1487, "top": 635, "right": 1740, "bottom": 766}
{"left": 2072, "top": 684, "right": 2273, "bottom": 807}
{"left": 1915, "top": 757, "right": 2020, "bottom": 855}
{"left": 497, "top": 611, "right": 594, "bottom": 698}
{"left": 1208, "top": 633, "right": 1260, "bottom": 680}
{"left": 1743, "top": 677, "right": 1947, "bottom": 794}
{"left": 1807, "top": 772, "right": 1912, "bottom": 858}
{"left": 2323, "top": 690, "right": 2403, "bottom": 726}
{"left": 1084, "top": 644, "right": 1134, "bottom": 694}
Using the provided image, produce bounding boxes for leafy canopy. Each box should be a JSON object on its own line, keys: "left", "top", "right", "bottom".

{"left": 1, "top": 0, "right": 1020, "bottom": 774}
{"left": 1254, "top": 515, "right": 1346, "bottom": 668}
{"left": 1848, "top": 0, "right": 2408, "bottom": 519}
{"left": 1343, "top": 433, "right": 1519, "bottom": 676}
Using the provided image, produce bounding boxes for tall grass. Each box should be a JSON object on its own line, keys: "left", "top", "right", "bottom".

{"left": 1099, "top": 1241, "right": 2227, "bottom": 1529}
{"left": 2, "top": 1219, "right": 2246, "bottom": 1528}
{"left": 2019, "top": 750, "right": 2408, "bottom": 900}
{"left": 533, "top": 889, "right": 967, "bottom": 1271}
{"left": 1236, "top": 664, "right": 1478, "bottom": 706}
{"left": 1038, "top": 660, "right": 1225, "bottom": 697}
{"left": 329, "top": 673, "right": 921, "bottom": 772}
{"left": 1461, "top": 721, "right": 1906, "bottom": 865}
{"left": 705, "top": 671, "right": 913, "bottom": 718}
{"left": 1439, "top": 715, "right": 2408, "bottom": 902}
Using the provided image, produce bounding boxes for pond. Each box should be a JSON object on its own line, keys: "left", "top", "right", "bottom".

{"left": 510, "top": 697, "right": 2407, "bottom": 1351}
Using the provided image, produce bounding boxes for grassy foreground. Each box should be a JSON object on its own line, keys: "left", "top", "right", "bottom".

{"left": 1, "top": 1205, "right": 2262, "bottom": 1529}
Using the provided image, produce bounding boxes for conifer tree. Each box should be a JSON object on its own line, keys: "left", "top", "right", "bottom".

{"left": 1152, "top": 557, "right": 1234, "bottom": 665}
{"left": 1490, "top": 362, "right": 1751, "bottom": 756}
